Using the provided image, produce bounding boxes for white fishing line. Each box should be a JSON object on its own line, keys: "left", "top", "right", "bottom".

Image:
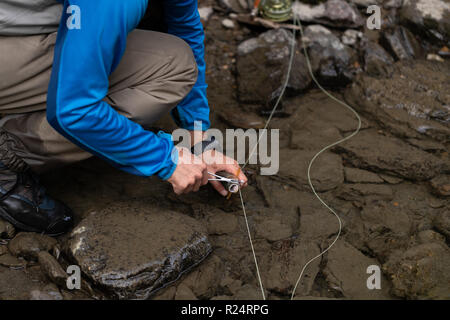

{"left": 237, "top": 1, "right": 362, "bottom": 300}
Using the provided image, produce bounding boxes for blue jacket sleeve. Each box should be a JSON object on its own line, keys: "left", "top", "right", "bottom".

{"left": 164, "top": 0, "right": 211, "bottom": 131}
{"left": 47, "top": 0, "right": 177, "bottom": 180}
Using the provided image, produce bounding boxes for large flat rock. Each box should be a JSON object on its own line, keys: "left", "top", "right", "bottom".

{"left": 334, "top": 129, "right": 448, "bottom": 181}
{"left": 66, "top": 201, "right": 212, "bottom": 299}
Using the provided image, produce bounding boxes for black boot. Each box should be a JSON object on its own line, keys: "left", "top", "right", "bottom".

{"left": 0, "top": 130, "right": 73, "bottom": 236}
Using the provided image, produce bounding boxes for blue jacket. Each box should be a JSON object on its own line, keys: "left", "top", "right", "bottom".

{"left": 47, "top": 0, "right": 210, "bottom": 180}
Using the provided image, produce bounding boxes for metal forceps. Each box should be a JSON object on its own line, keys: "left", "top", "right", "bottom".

{"left": 208, "top": 171, "right": 243, "bottom": 193}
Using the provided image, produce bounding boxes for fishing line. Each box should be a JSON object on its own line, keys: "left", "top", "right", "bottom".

{"left": 236, "top": 0, "right": 362, "bottom": 300}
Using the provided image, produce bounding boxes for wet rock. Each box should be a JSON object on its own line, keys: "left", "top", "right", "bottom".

{"left": 175, "top": 284, "right": 198, "bottom": 300}
{"left": 0, "top": 219, "right": 15, "bottom": 239}
{"left": 29, "top": 284, "right": 63, "bottom": 300}
{"left": 280, "top": 149, "right": 344, "bottom": 192}
{"left": 206, "top": 211, "right": 238, "bottom": 235}
{"left": 379, "top": 174, "right": 403, "bottom": 184}
{"left": 400, "top": 0, "right": 450, "bottom": 43}
{"left": 237, "top": 29, "right": 311, "bottom": 105}
{"left": 0, "top": 253, "right": 27, "bottom": 268}
{"left": 323, "top": 240, "right": 392, "bottom": 299}
{"left": 433, "top": 211, "right": 450, "bottom": 240}
{"left": 261, "top": 239, "right": 321, "bottom": 296}
{"left": 381, "top": 26, "right": 424, "bottom": 60}
{"left": 8, "top": 232, "right": 57, "bottom": 260}
{"left": 66, "top": 201, "right": 212, "bottom": 299}
{"left": 416, "top": 230, "right": 446, "bottom": 244}
{"left": 0, "top": 245, "right": 7, "bottom": 256}
{"left": 361, "top": 201, "right": 412, "bottom": 261}
{"left": 218, "top": 106, "right": 265, "bottom": 129}
{"left": 153, "top": 286, "right": 176, "bottom": 300}
{"left": 334, "top": 129, "right": 448, "bottom": 181}
{"left": 363, "top": 41, "right": 395, "bottom": 77}
{"left": 383, "top": 242, "right": 450, "bottom": 299}
{"left": 232, "top": 284, "right": 264, "bottom": 300}
{"left": 429, "top": 175, "right": 450, "bottom": 197}
{"left": 0, "top": 266, "right": 63, "bottom": 300}
{"left": 252, "top": 208, "right": 299, "bottom": 242}
{"left": 338, "top": 184, "right": 394, "bottom": 202}
{"left": 38, "top": 251, "right": 67, "bottom": 287}
{"left": 344, "top": 167, "right": 384, "bottom": 184}
{"left": 303, "top": 25, "right": 358, "bottom": 85}
{"left": 178, "top": 254, "right": 225, "bottom": 299}
{"left": 346, "top": 60, "right": 450, "bottom": 143}
{"left": 290, "top": 126, "right": 342, "bottom": 150}
{"left": 293, "top": 0, "right": 365, "bottom": 28}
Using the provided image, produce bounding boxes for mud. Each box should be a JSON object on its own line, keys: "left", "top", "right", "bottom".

{"left": 0, "top": 1, "right": 449, "bottom": 300}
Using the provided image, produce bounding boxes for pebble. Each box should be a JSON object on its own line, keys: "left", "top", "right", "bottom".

{"left": 222, "top": 19, "right": 235, "bottom": 29}
{"left": 427, "top": 53, "right": 444, "bottom": 62}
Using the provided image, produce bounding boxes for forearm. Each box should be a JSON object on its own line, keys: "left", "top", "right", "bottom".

{"left": 47, "top": 0, "right": 177, "bottom": 179}
{"left": 164, "top": 0, "right": 211, "bottom": 131}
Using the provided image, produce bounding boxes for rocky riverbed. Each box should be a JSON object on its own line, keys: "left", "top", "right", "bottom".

{"left": 0, "top": 0, "right": 449, "bottom": 300}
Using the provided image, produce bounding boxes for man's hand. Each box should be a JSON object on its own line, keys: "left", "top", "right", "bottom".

{"left": 167, "top": 147, "right": 208, "bottom": 195}
{"left": 202, "top": 149, "right": 248, "bottom": 196}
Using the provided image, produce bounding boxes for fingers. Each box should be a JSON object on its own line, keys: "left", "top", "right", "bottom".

{"left": 209, "top": 180, "right": 228, "bottom": 197}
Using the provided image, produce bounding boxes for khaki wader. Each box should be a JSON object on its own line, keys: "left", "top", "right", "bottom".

{"left": 0, "top": 29, "right": 198, "bottom": 172}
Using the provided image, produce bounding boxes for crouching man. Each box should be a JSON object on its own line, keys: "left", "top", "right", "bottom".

{"left": 0, "top": 0, "right": 247, "bottom": 235}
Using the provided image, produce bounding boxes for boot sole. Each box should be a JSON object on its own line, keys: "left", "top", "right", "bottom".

{"left": 0, "top": 207, "right": 64, "bottom": 237}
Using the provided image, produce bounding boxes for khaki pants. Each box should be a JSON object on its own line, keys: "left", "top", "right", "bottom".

{"left": 0, "top": 29, "right": 198, "bottom": 172}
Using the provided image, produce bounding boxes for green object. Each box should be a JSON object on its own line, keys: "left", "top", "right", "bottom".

{"left": 259, "top": 0, "right": 293, "bottom": 22}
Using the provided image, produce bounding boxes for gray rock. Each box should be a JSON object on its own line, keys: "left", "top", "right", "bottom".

{"left": 293, "top": 0, "right": 365, "bottom": 28}
{"left": 303, "top": 25, "right": 358, "bottom": 85}
{"left": 384, "top": 0, "right": 403, "bottom": 9}
{"left": 345, "top": 60, "right": 450, "bottom": 144}
{"left": 341, "top": 29, "right": 363, "bottom": 46}
{"left": 261, "top": 239, "right": 321, "bottom": 296}
{"left": 38, "top": 251, "right": 67, "bottom": 287}
{"left": 381, "top": 26, "right": 424, "bottom": 60}
{"left": 0, "top": 253, "right": 27, "bottom": 268}
{"left": 323, "top": 240, "right": 392, "bottom": 299}
{"left": 350, "top": 0, "right": 381, "bottom": 7}
{"left": 400, "top": 0, "right": 450, "bottom": 43}
{"left": 279, "top": 149, "right": 344, "bottom": 192}
{"left": 0, "top": 245, "right": 7, "bottom": 256}
{"left": 65, "top": 201, "right": 212, "bottom": 299}
{"left": 198, "top": 7, "right": 214, "bottom": 22}
{"left": 429, "top": 175, "right": 450, "bottom": 197}
{"left": 29, "top": 285, "right": 63, "bottom": 300}
{"left": 383, "top": 242, "right": 450, "bottom": 299}
{"left": 363, "top": 41, "right": 395, "bottom": 77}
{"left": 433, "top": 210, "right": 450, "bottom": 240}
{"left": 8, "top": 232, "right": 57, "bottom": 260}
{"left": 0, "top": 266, "right": 62, "bottom": 300}
{"left": 218, "top": 0, "right": 248, "bottom": 13}
{"left": 360, "top": 201, "right": 412, "bottom": 260}
{"left": 237, "top": 29, "right": 311, "bottom": 105}
{"left": 221, "top": 18, "right": 235, "bottom": 29}
{"left": 175, "top": 284, "right": 198, "bottom": 300}
{"left": 335, "top": 129, "right": 448, "bottom": 181}
{"left": 344, "top": 167, "right": 384, "bottom": 184}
